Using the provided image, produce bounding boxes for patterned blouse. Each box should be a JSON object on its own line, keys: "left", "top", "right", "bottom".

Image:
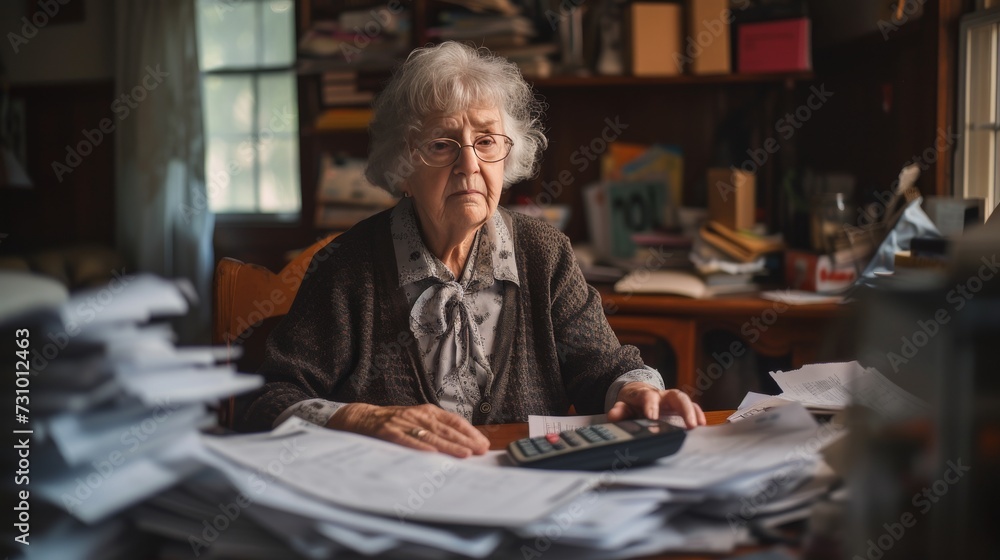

{"left": 275, "top": 198, "right": 663, "bottom": 428}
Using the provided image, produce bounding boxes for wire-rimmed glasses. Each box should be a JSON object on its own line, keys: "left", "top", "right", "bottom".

{"left": 415, "top": 134, "right": 513, "bottom": 167}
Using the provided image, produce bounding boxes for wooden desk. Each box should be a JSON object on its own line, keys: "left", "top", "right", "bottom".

{"left": 599, "top": 289, "right": 844, "bottom": 401}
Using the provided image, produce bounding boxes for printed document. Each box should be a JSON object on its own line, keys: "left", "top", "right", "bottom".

{"left": 202, "top": 418, "right": 596, "bottom": 526}
{"left": 614, "top": 404, "right": 843, "bottom": 489}
{"left": 528, "top": 413, "right": 607, "bottom": 437}
{"left": 770, "top": 361, "right": 929, "bottom": 419}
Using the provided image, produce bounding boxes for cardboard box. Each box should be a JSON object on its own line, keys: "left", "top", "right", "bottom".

{"left": 630, "top": 3, "right": 683, "bottom": 76}
{"left": 785, "top": 250, "right": 857, "bottom": 294}
{"left": 737, "top": 18, "right": 811, "bottom": 73}
{"left": 707, "top": 168, "right": 754, "bottom": 231}
{"left": 686, "top": 0, "right": 731, "bottom": 75}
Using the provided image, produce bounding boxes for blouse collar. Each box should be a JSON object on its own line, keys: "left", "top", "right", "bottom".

{"left": 390, "top": 197, "right": 519, "bottom": 289}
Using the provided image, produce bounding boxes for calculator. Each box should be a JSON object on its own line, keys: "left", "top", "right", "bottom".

{"left": 506, "top": 419, "right": 687, "bottom": 471}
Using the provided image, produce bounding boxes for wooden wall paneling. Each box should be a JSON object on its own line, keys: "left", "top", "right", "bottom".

{"left": 0, "top": 81, "right": 116, "bottom": 252}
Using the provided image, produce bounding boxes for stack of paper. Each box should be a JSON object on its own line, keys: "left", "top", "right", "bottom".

{"left": 10, "top": 274, "right": 263, "bottom": 556}
{"left": 127, "top": 418, "right": 591, "bottom": 558}
{"left": 727, "top": 361, "right": 930, "bottom": 421}
{"left": 144, "top": 405, "right": 840, "bottom": 559}
{"left": 10, "top": 272, "right": 850, "bottom": 558}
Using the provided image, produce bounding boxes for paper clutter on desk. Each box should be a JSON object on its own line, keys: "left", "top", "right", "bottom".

{"left": 727, "top": 361, "right": 930, "bottom": 423}
{"left": 1, "top": 272, "right": 262, "bottom": 556}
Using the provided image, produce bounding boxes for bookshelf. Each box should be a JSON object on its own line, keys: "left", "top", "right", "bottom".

{"left": 530, "top": 71, "right": 815, "bottom": 88}
{"left": 292, "top": 0, "right": 820, "bottom": 240}
{"left": 208, "top": 0, "right": 964, "bottom": 274}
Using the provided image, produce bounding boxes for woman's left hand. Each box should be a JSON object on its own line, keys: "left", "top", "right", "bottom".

{"left": 607, "top": 382, "right": 707, "bottom": 429}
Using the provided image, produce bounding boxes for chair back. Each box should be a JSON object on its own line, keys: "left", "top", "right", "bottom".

{"left": 213, "top": 234, "right": 338, "bottom": 427}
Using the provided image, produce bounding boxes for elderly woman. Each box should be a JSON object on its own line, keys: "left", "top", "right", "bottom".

{"left": 238, "top": 41, "right": 705, "bottom": 456}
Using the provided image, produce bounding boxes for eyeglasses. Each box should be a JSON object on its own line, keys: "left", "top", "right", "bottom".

{"left": 415, "top": 134, "right": 513, "bottom": 167}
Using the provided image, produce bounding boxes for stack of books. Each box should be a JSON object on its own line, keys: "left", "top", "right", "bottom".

{"left": 314, "top": 154, "right": 397, "bottom": 230}
{"left": 698, "top": 220, "right": 784, "bottom": 263}
{"left": 493, "top": 42, "right": 557, "bottom": 79}
{"left": 427, "top": 6, "right": 536, "bottom": 50}
{"left": 319, "top": 71, "right": 374, "bottom": 107}
{"left": 298, "top": 7, "right": 411, "bottom": 72}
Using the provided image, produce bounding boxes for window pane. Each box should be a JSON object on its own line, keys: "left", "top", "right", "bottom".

{"left": 262, "top": 1, "right": 296, "bottom": 66}
{"left": 258, "top": 135, "right": 301, "bottom": 213}
{"left": 967, "top": 24, "right": 997, "bottom": 126}
{"left": 207, "top": 136, "right": 258, "bottom": 212}
{"left": 198, "top": 0, "right": 300, "bottom": 216}
{"left": 203, "top": 75, "right": 255, "bottom": 135}
{"left": 197, "top": 0, "right": 258, "bottom": 70}
{"left": 965, "top": 128, "right": 995, "bottom": 198}
{"left": 257, "top": 72, "right": 298, "bottom": 135}
{"left": 963, "top": 22, "right": 999, "bottom": 215}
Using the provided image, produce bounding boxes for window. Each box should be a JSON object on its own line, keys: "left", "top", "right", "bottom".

{"left": 957, "top": 8, "right": 1000, "bottom": 219}
{"left": 196, "top": 0, "right": 300, "bottom": 216}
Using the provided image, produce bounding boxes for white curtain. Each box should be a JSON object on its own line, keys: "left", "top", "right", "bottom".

{"left": 115, "top": 0, "right": 213, "bottom": 343}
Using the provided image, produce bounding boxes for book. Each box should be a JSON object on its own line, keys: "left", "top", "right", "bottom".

{"left": 321, "top": 88, "right": 375, "bottom": 107}
{"left": 614, "top": 269, "right": 757, "bottom": 299}
{"left": 699, "top": 221, "right": 784, "bottom": 263}
{"left": 707, "top": 168, "right": 755, "bottom": 231}
{"left": 629, "top": 3, "right": 683, "bottom": 76}
{"left": 314, "top": 108, "right": 373, "bottom": 130}
{"left": 315, "top": 155, "right": 395, "bottom": 206}
{"left": 687, "top": 0, "right": 732, "bottom": 75}
{"left": 737, "top": 18, "right": 812, "bottom": 73}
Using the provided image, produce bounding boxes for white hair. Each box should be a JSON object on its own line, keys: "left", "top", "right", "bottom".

{"left": 365, "top": 41, "right": 548, "bottom": 194}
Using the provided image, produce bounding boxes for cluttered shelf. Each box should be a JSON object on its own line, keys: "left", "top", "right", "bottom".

{"left": 530, "top": 71, "right": 815, "bottom": 88}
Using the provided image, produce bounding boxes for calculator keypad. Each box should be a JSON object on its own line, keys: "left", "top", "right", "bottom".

{"left": 508, "top": 419, "right": 687, "bottom": 470}
{"left": 516, "top": 426, "right": 620, "bottom": 456}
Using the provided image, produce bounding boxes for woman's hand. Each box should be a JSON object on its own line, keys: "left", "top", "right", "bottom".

{"left": 607, "top": 382, "right": 707, "bottom": 429}
{"left": 327, "top": 403, "right": 491, "bottom": 458}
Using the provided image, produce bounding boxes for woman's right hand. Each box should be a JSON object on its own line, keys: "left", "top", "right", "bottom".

{"left": 327, "top": 403, "right": 491, "bottom": 458}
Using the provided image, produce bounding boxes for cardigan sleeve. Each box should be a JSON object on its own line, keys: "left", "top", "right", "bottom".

{"left": 547, "top": 233, "right": 647, "bottom": 415}
{"left": 235, "top": 240, "right": 361, "bottom": 432}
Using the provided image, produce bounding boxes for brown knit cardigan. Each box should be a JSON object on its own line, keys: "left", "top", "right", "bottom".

{"left": 236, "top": 206, "right": 645, "bottom": 432}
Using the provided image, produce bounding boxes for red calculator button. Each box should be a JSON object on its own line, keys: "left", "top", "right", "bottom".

{"left": 545, "top": 433, "right": 561, "bottom": 444}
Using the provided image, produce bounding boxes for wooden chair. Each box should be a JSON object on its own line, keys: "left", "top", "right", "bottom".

{"left": 213, "top": 234, "right": 339, "bottom": 428}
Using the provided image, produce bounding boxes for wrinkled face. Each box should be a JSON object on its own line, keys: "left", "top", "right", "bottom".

{"left": 404, "top": 107, "right": 506, "bottom": 239}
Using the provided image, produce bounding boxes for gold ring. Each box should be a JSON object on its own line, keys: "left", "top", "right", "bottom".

{"left": 410, "top": 427, "right": 428, "bottom": 439}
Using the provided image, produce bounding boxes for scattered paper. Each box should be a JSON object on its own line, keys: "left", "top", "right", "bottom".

{"left": 769, "top": 361, "right": 930, "bottom": 419}
{"left": 528, "top": 413, "right": 607, "bottom": 437}
{"left": 202, "top": 418, "right": 597, "bottom": 526}
{"left": 615, "top": 404, "right": 843, "bottom": 490}
{"left": 728, "top": 395, "right": 797, "bottom": 422}
{"left": 191, "top": 442, "right": 505, "bottom": 557}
